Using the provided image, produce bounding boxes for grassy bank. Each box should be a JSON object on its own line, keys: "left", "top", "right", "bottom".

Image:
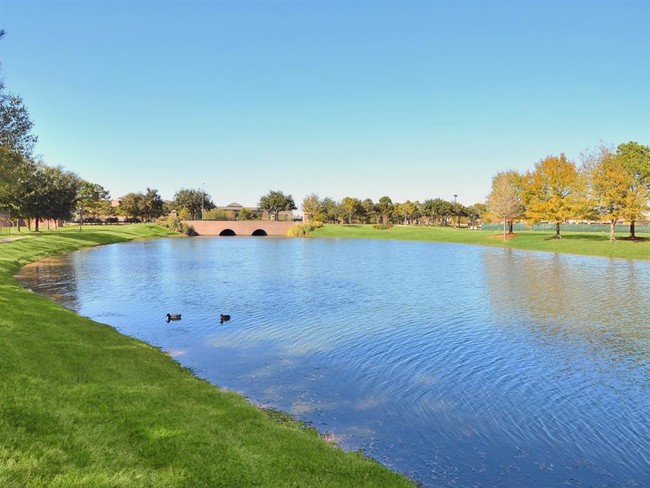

{"left": 310, "top": 224, "right": 650, "bottom": 260}
{"left": 0, "top": 225, "right": 411, "bottom": 487}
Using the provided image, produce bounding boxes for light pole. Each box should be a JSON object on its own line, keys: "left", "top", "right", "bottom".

{"left": 453, "top": 194, "right": 458, "bottom": 228}
{"left": 201, "top": 182, "right": 205, "bottom": 221}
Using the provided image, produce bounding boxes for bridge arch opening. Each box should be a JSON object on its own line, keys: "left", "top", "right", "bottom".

{"left": 219, "top": 229, "right": 236, "bottom": 236}
{"left": 251, "top": 229, "right": 268, "bottom": 236}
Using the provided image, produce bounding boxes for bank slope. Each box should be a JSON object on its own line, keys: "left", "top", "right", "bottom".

{"left": 0, "top": 225, "right": 412, "bottom": 487}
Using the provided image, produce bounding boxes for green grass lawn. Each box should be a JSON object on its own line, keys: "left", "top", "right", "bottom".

{"left": 310, "top": 224, "right": 650, "bottom": 261}
{"left": 0, "top": 224, "right": 412, "bottom": 487}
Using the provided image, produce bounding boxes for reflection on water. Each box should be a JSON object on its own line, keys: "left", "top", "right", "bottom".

{"left": 16, "top": 238, "right": 650, "bottom": 487}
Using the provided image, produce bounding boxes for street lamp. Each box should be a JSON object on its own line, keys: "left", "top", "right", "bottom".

{"left": 453, "top": 194, "right": 458, "bottom": 228}
{"left": 201, "top": 182, "right": 205, "bottom": 221}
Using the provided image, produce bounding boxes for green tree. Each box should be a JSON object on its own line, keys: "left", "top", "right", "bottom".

{"left": 0, "top": 76, "right": 38, "bottom": 158}
{"left": 341, "top": 196, "right": 363, "bottom": 224}
{"left": 361, "top": 198, "right": 378, "bottom": 224}
{"left": 118, "top": 192, "right": 144, "bottom": 221}
{"left": 421, "top": 198, "right": 453, "bottom": 226}
{"left": 377, "top": 196, "right": 393, "bottom": 225}
{"left": 20, "top": 163, "right": 80, "bottom": 230}
{"left": 0, "top": 146, "right": 33, "bottom": 223}
{"left": 616, "top": 141, "right": 650, "bottom": 238}
{"left": 258, "top": 190, "right": 296, "bottom": 221}
{"left": 174, "top": 188, "right": 215, "bottom": 220}
{"left": 523, "top": 154, "right": 581, "bottom": 239}
{"left": 142, "top": 188, "right": 164, "bottom": 221}
{"left": 77, "top": 181, "right": 111, "bottom": 222}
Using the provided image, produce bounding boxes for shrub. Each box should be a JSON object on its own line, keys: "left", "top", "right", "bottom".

{"left": 373, "top": 223, "right": 394, "bottom": 230}
{"left": 286, "top": 221, "right": 324, "bottom": 237}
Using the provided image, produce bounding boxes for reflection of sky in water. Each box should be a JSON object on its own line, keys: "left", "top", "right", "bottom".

{"left": 16, "top": 238, "right": 650, "bottom": 488}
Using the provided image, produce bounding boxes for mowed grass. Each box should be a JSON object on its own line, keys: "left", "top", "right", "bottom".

{"left": 310, "top": 224, "right": 650, "bottom": 261}
{"left": 0, "top": 225, "right": 412, "bottom": 487}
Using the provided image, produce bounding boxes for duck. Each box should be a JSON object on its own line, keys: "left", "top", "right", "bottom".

{"left": 220, "top": 314, "right": 231, "bottom": 324}
{"left": 166, "top": 313, "right": 182, "bottom": 323}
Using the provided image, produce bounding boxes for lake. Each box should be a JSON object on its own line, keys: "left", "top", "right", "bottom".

{"left": 16, "top": 237, "right": 650, "bottom": 487}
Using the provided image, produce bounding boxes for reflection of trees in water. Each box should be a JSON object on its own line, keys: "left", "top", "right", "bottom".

{"left": 483, "top": 249, "right": 650, "bottom": 381}
{"left": 16, "top": 255, "right": 80, "bottom": 311}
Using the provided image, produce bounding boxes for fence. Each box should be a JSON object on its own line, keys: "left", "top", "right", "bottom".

{"left": 0, "top": 212, "right": 10, "bottom": 235}
{"left": 480, "top": 222, "right": 650, "bottom": 233}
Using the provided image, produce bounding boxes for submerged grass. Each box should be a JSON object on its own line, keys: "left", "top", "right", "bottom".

{"left": 0, "top": 225, "right": 412, "bottom": 487}
{"left": 310, "top": 224, "right": 650, "bottom": 261}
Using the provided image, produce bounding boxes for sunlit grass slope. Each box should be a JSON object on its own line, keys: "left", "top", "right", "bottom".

{"left": 0, "top": 225, "right": 412, "bottom": 487}
{"left": 310, "top": 224, "right": 650, "bottom": 260}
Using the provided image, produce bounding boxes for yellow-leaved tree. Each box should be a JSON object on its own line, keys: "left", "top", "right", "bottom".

{"left": 522, "top": 154, "right": 581, "bottom": 239}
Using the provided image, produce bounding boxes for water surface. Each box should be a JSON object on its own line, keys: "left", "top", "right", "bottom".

{"left": 17, "top": 237, "right": 650, "bottom": 487}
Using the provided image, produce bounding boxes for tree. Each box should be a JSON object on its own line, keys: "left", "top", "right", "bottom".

{"left": 142, "top": 188, "right": 164, "bottom": 221}
{"left": 0, "top": 146, "right": 33, "bottom": 222}
{"left": 589, "top": 147, "right": 634, "bottom": 241}
{"left": 616, "top": 141, "right": 650, "bottom": 239}
{"left": 421, "top": 198, "right": 453, "bottom": 226}
{"left": 377, "top": 196, "right": 393, "bottom": 225}
{"left": 486, "top": 170, "right": 524, "bottom": 239}
{"left": 340, "top": 196, "right": 362, "bottom": 224}
{"left": 361, "top": 198, "right": 378, "bottom": 224}
{"left": 395, "top": 200, "right": 420, "bottom": 225}
{"left": 523, "top": 154, "right": 581, "bottom": 239}
{"left": 0, "top": 76, "right": 38, "bottom": 158}
{"left": 174, "top": 188, "right": 215, "bottom": 220}
{"left": 301, "top": 193, "right": 320, "bottom": 222}
{"left": 20, "top": 163, "right": 80, "bottom": 230}
{"left": 118, "top": 192, "right": 144, "bottom": 221}
{"left": 258, "top": 190, "right": 296, "bottom": 221}
{"left": 77, "top": 180, "right": 111, "bottom": 222}
{"left": 465, "top": 203, "right": 486, "bottom": 228}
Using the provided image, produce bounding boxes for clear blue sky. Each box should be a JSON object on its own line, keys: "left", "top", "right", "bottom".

{"left": 2, "top": 0, "right": 649, "bottom": 208}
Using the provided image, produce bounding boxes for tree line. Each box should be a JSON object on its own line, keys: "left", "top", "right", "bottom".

{"left": 485, "top": 142, "right": 650, "bottom": 240}
{"left": 300, "top": 193, "right": 485, "bottom": 228}
{"left": 2, "top": 52, "right": 648, "bottom": 236}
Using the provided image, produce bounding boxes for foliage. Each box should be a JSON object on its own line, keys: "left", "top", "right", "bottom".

{"left": 203, "top": 208, "right": 234, "bottom": 221}
{"left": 77, "top": 180, "right": 111, "bottom": 221}
{"left": 258, "top": 190, "right": 296, "bottom": 221}
{"left": 421, "top": 198, "right": 454, "bottom": 226}
{"left": 377, "top": 196, "right": 393, "bottom": 225}
{"left": 118, "top": 192, "right": 145, "bottom": 221}
{"left": 341, "top": 196, "right": 363, "bottom": 224}
{"left": 301, "top": 193, "right": 320, "bottom": 220}
{"left": 522, "top": 154, "right": 581, "bottom": 238}
{"left": 286, "top": 220, "right": 324, "bottom": 237}
{"left": 156, "top": 215, "right": 197, "bottom": 235}
{"left": 142, "top": 187, "right": 165, "bottom": 221}
{"left": 587, "top": 146, "right": 634, "bottom": 240}
{"left": 486, "top": 170, "right": 524, "bottom": 237}
{"left": 0, "top": 76, "right": 38, "bottom": 158}
{"left": 19, "top": 163, "right": 81, "bottom": 230}
{"left": 173, "top": 188, "right": 215, "bottom": 220}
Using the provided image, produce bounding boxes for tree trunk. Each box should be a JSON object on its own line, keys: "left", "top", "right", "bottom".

{"left": 610, "top": 220, "right": 616, "bottom": 241}
{"left": 555, "top": 222, "right": 561, "bottom": 239}
{"left": 630, "top": 221, "right": 636, "bottom": 239}
{"left": 508, "top": 220, "right": 514, "bottom": 234}
{"left": 503, "top": 219, "right": 506, "bottom": 241}
{"left": 35, "top": 217, "right": 40, "bottom": 232}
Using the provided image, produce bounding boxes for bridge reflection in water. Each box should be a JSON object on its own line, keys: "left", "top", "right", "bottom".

{"left": 184, "top": 220, "right": 296, "bottom": 236}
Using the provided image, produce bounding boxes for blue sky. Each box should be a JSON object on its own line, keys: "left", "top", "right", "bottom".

{"left": 1, "top": 0, "right": 649, "bottom": 208}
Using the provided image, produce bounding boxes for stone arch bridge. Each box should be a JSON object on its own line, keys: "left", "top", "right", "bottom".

{"left": 184, "top": 220, "right": 296, "bottom": 237}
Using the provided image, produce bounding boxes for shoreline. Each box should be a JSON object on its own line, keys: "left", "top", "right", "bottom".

{"left": 1, "top": 224, "right": 412, "bottom": 487}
